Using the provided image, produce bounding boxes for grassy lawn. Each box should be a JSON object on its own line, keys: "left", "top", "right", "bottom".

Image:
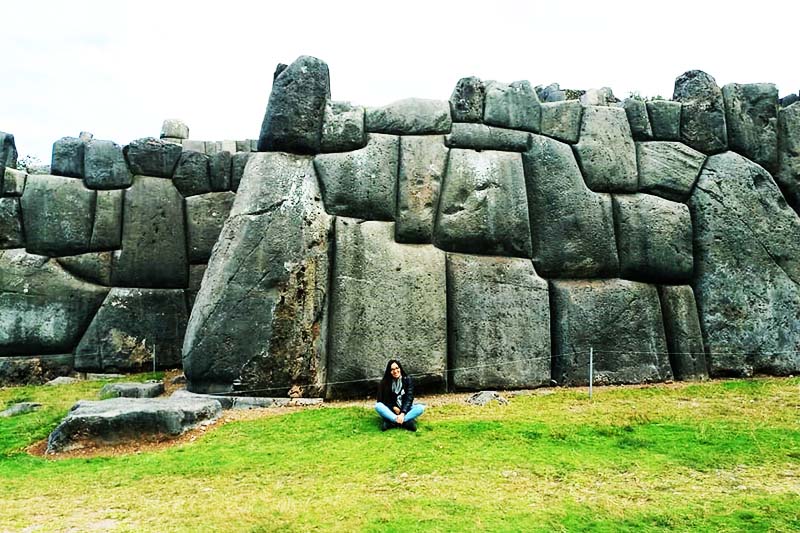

{"left": 1, "top": 377, "right": 799, "bottom": 532}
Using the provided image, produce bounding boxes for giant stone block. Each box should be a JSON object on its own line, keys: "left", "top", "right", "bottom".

{"left": 185, "top": 191, "right": 236, "bottom": 263}
{"left": 447, "top": 254, "right": 550, "bottom": 390}
{"left": 550, "top": 279, "right": 672, "bottom": 386}
{"left": 450, "top": 77, "right": 485, "bottom": 123}
{"left": 483, "top": 80, "right": 541, "bottom": 132}
{"left": 327, "top": 218, "right": 446, "bottom": 398}
{"left": 434, "top": 149, "right": 532, "bottom": 257}
{"left": 636, "top": 141, "right": 705, "bottom": 202}
{"left": 89, "top": 189, "right": 123, "bottom": 251}
{"left": 776, "top": 102, "right": 800, "bottom": 212}
{"left": 646, "top": 100, "right": 682, "bottom": 141}
{"left": 84, "top": 140, "right": 132, "bottom": 189}
{"left": 574, "top": 106, "right": 638, "bottom": 192}
{"left": 658, "top": 285, "right": 708, "bottom": 381}
{"left": 523, "top": 135, "right": 618, "bottom": 278}
{"left": 321, "top": 101, "right": 366, "bottom": 152}
{"left": 395, "top": 135, "right": 448, "bottom": 243}
{"left": 123, "top": 137, "right": 182, "bottom": 178}
{"left": 173, "top": 151, "right": 212, "bottom": 197}
{"left": 540, "top": 100, "right": 583, "bottom": 144}
{"left": 365, "top": 98, "right": 452, "bottom": 135}
{"left": 111, "top": 176, "right": 188, "bottom": 288}
{"left": 623, "top": 98, "right": 653, "bottom": 141}
{"left": 673, "top": 70, "right": 728, "bottom": 153}
{"left": 183, "top": 153, "right": 332, "bottom": 397}
{"left": 0, "top": 198, "right": 24, "bottom": 248}
{"left": 722, "top": 83, "right": 778, "bottom": 172}
{"left": 688, "top": 151, "right": 800, "bottom": 376}
{"left": 57, "top": 252, "right": 112, "bottom": 286}
{"left": 50, "top": 137, "right": 85, "bottom": 178}
{"left": 445, "top": 123, "right": 531, "bottom": 152}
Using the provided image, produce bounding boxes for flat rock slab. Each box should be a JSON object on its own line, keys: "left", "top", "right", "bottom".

{"left": 172, "top": 389, "right": 322, "bottom": 409}
{"left": 0, "top": 402, "right": 41, "bottom": 417}
{"left": 636, "top": 141, "right": 705, "bottom": 202}
{"left": 445, "top": 123, "right": 531, "bottom": 152}
{"left": 46, "top": 397, "right": 222, "bottom": 453}
{"left": 46, "top": 376, "right": 81, "bottom": 386}
{"left": 466, "top": 391, "right": 508, "bottom": 406}
{"left": 365, "top": 98, "right": 452, "bottom": 135}
{"left": 100, "top": 381, "right": 165, "bottom": 398}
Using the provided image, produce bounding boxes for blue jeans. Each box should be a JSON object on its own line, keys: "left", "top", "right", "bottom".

{"left": 375, "top": 402, "right": 425, "bottom": 423}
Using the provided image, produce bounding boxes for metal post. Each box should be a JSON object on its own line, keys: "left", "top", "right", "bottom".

{"left": 589, "top": 347, "right": 593, "bottom": 400}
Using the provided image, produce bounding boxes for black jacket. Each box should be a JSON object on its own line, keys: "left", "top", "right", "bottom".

{"left": 377, "top": 375, "right": 415, "bottom": 414}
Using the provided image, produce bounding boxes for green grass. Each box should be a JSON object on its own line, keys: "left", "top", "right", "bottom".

{"left": 1, "top": 377, "right": 799, "bottom": 532}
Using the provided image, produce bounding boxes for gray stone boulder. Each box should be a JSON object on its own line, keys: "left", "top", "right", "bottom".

{"left": 209, "top": 151, "right": 231, "bottom": 191}
{"left": 658, "top": 285, "right": 708, "bottom": 381}
{"left": 230, "top": 152, "right": 251, "bottom": 192}
{"left": 172, "top": 151, "right": 212, "bottom": 197}
{"left": 623, "top": 98, "right": 653, "bottom": 141}
{"left": 722, "top": 83, "right": 778, "bottom": 172}
{"left": 646, "top": 100, "right": 682, "bottom": 141}
{"left": 185, "top": 191, "right": 236, "bottom": 263}
{"left": 366, "top": 98, "right": 452, "bottom": 135}
{"left": 46, "top": 376, "right": 81, "bottom": 386}
{"left": 111, "top": 176, "right": 188, "bottom": 288}
{"left": 3, "top": 167, "right": 27, "bottom": 196}
{"left": 314, "top": 133, "right": 398, "bottom": 220}
{"left": 46, "top": 397, "right": 222, "bottom": 453}
{"left": 523, "top": 135, "right": 619, "bottom": 278}
{"left": 466, "top": 391, "right": 508, "bottom": 406}
{"left": 50, "top": 137, "right": 86, "bottom": 178}
{"left": 445, "top": 123, "right": 531, "bottom": 152}
{"left": 0, "top": 198, "right": 24, "bottom": 248}
{"left": 580, "top": 87, "right": 618, "bottom": 106}
{"left": 540, "top": 100, "right": 583, "bottom": 144}
{"left": 75, "top": 288, "right": 188, "bottom": 372}
{"left": 100, "top": 381, "right": 165, "bottom": 398}
{"left": 321, "top": 101, "right": 366, "bottom": 152}
{"left": 688, "top": 151, "right": 800, "bottom": 376}
{"left": 160, "top": 119, "right": 189, "bottom": 140}
{"left": 0, "top": 402, "right": 41, "bottom": 417}
{"left": 612, "top": 194, "right": 693, "bottom": 283}
{"left": 171, "top": 389, "right": 322, "bottom": 409}
{"left": 186, "top": 264, "right": 206, "bottom": 309}
{"left": 123, "top": 137, "right": 182, "bottom": 178}
{"left": 434, "top": 149, "right": 532, "bottom": 258}
{"left": 395, "top": 135, "right": 448, "bottom": 243}
{"left": 447, "top": 254, "right": 550, "bottom": 390}
{"left": 21, "top": 174, "right": 95, "bottom": 256}
{"left": 483, "top": 80, "right": 541, "bottom": 132}
{"left": 574, "top": 106, "right": 638, "bottom": 192}
{"left": 258, "top": 55, "right": 330, "bottom": 154}
{"left": 0, "top": 355, "right": 74, "bottom": 386}
{"left": 326, "top": 218, "right": 447, "bottom": 398}
{"left": 636, "top": 141, "right": 706, "bottom": 202}
{"left": 83, "top": 140, "right": 132, "bottom": 189}
{"left": 183, "top": 152, "right": 332, "bottom": 397}
{"left": 781, "top": 93, "right": 799, "bottom": 107}
{"left": 0, "top": 250, "right": 107, "bottom": 355}
{"left": 550, "top": 279, "right": 672, "bottom": 386}
{"left": 673, "top": 70, "right": 728, "bottom": 153}
{"left": 89, "top": 190, "right": 123, "bottom": 251}
{"left": 182, "top": 140, "right": 206, "bottom": 153}
{"left": 537, "top": 83, "right": 567, "bottom": 103}
{"left": 450, "top": 77, "right": 485, "bottom": 123}
{"left": 0, "top": 131, "right": 18, "bottom": 177}
{"left": 776, "top": 102, "right": 800, "bottom": 211}
{"left": 57, "top": 252, "right": 113, "bottom": 286}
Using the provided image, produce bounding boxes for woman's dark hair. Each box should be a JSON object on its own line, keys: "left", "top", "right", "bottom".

{"left": 377, "top": 359, "right": 406, "bottom": 402}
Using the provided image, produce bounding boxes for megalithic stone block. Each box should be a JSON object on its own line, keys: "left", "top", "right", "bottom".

{"left": 123, "top": 138, "right": 182, "bottom": 178}
{"left": 776, "top": 102, "right": 800, "bottom": 212}
{"left": 366, "top": 98, "right": 452, "bottom": 135}
{"left": 185, "top": 191, "right": 236, "bottom": 263}
{"left": 450, "top": 77, "right": 486, "bottom": 123}
{"left": 646, "top": 100, "right": 682, "bottom": 141}
{"left": 658, "top": 285, "right": 708, "bottom": 381}
{"left": 574, "top": 106, "right": 638, "bottom": 192}
{"left": 483, "top": 80, "right": 541, "bottom": 133}
{"left": 0, "top": 198, "right": 24, "bottom": 248}
{"left": 83, "top": 140, "right": 133, "bottom": 189}
{"left": 395, "top": 135, "right": 448, "bottom": 244}
{"left": 673, "top": 70, "right": 728, "bottom": 153}
{"left": 722, "top": 83, "right": 778, "bottom": 172}
{"left": 51, "top": 137, "right": 86, "bottom": 178}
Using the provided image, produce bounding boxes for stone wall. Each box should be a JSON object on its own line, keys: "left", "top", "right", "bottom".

{"left": 3, "top": 55, "right": 800, "bottom": 395}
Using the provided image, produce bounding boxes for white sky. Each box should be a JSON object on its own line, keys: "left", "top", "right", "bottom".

{"left": 3, "top": 0, "right": 798, "bottom": 162}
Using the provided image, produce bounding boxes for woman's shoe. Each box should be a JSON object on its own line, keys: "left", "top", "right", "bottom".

{"left": 402, "top": 420, "right": 417, "bottom": 432}
{"left": 381, "top": 419, "right": 391, "bottom": 431}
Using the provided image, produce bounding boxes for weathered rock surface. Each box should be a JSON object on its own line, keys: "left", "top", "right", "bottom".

{"left": 57, "top": 252, "right": 113, "bottom": 286}
{"left": 447, "top": 254, "right": 550, "bottom": 390}
{"left": 326, "top": 218, "right": 446, "bottom": 397}
{"left": 776, "top": 102, "right": 800, "bottom": 211}
{"left": 46, "top": 376, "right": 80, "bottom": 386}
{"left": 674, "top": 70, "right": 728, "bottom": 153}
{"left": 0, "top": 250, "right": 108, "bottom": 354}
{"left": 623, "top": 98, "right": 653, "bottom": 141}
{"left": 580, "top": 87, "right": 618, "bottom": 106}
{"left": 445, "top": 123, "right": 531, "bottom": 152}
{"left": 3, "top": 167, "right": 27, "bottom": 196}
{"left": 50, "top": 137, "right": 85, "bottom": 178}
{"left": 722, "top": 83, "right": 778, "bottom": 171}
{"left": 258, "top": 56, "right": 330, "bottom": 154}
{"left": 450, "top": 77, "right": 485, "bottom": 123}
{"left": 613, "top": 194, "right": 693, "bottom": 283}
{"left": 366, "top": 98, "right": 452, "bottom": 135}
{"left": 321, "top": 101, "right": 366, "bottom": 152}
{"left": 782, "top": 94, "right": 800, "bottom": 108}
{"left": 0, "top": 402, "right": 41, "bottom": 417}
{"left": 230, "top": 152, "right": 251, "bottom": 192}
{"left": 172, "top": 389, "right": 322, "bottom": 409}
{"left": 183, "top": 152, "right": 332, "bottom": 397}
{"left": 658, "top": 285, "right": 708, "bottom": 381}
{"left": 172, "top": 151, "right": 212, "bottom": 197}
{"left": 100, "top": 381, "right": 165, "bottom": 398}
{"left": 46, "top": 397, "right": 221, "bottom": 453}
{"left": 314, "top": 133, "right": 398, "bottom": 220}
{"left": 90, "top": 189, "right": 123, "bottom": 251}
{"left": 466, "top": 391, "right": 508, "bottom": 406}
{"left": 0, "top": 198, "right": 24, "bottom": 248}
{"left": 550, "top": 279, "right": 672, "bottom": 386}
{"left": 111, "top": 176, "right": 188, "bottom": 288}
{"left": 0, "top": 355, "right": 73, "bottom": 386}
{"left": 395, "top": 136, "right": 448, "bottom": 244}
{"left": 161, "top": 119, "right": 189, "bottom": 140}
{"left": 647, "top": 100, "right": 682, "bottom": 141}
{"left": 185, "top": 191, "right": 236, "bottom": 263}
{"left": 83, "top": 140, "right": 132, "bottom": 189}
{"left": 574, "top": 106, "right": 638, "bottom": 192}
{"left": 75, "top": 288, "right": 188, "bottom": 372}
{"left": 434, "top": 149, "right": 532, "bottom": 258}
{"left": 21, "top": 174, "right": 95, "bottom": 256}
{"left": 540, "top": 100, "right": 583, "bottom": 144}
{"left": 209, "top": 151, "right": 231, "bottom": 191}
{"left": 483, "top": 80, "right": 541, "bottom": 132}
{"left": 536, "top": 83, "right": 567, "bottom": 103}
{"left": 186, "top": 263, "right": 207, "bottom": 309}
{"left": 523, "top": 135, "right": 619, "bottom": 278}
{"left": 0, "top": 131, "right": 18, "bottom": 177}
{"left": 123, "top": 137, "right": 182, "bottom": 178}
{"left": 636, "top": 141, "right": 706, "bottom": 202}
{"left": 688, "top": 151, "right": 800, "bottom": 376}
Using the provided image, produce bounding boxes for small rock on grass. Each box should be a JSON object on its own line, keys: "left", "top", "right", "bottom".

{"left": 0, "top": 402, "right": 41, "bottom": 417}
{"left": 466, "top": 391, "right": 508, "bottom": 406}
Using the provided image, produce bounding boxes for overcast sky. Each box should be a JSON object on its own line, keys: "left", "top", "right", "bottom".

{"left": 3, "top": 0, "right": 797, "bottom": 162}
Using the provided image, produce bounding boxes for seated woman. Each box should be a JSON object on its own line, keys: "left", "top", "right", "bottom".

{"left": 375, "top": 359, "right": 425, "bottom": 431}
